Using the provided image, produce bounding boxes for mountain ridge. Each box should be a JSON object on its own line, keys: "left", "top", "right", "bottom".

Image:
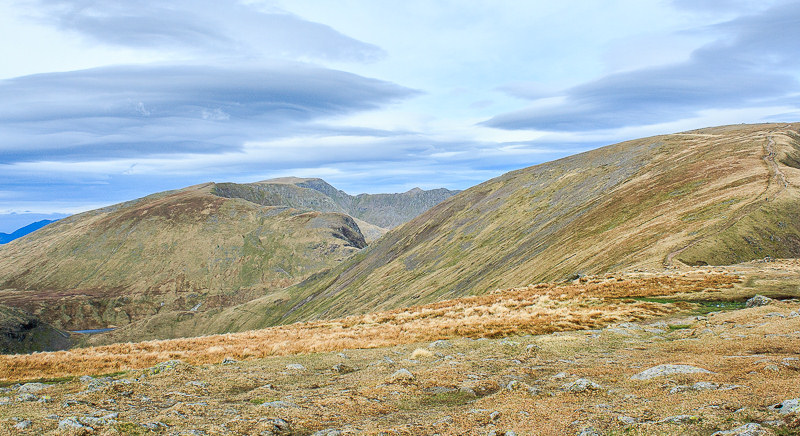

{"left": 0, "top": 219, "right": 57, "bottom": 244}
{"left": 103, "top": 122, "right": 800, "bottom": 341}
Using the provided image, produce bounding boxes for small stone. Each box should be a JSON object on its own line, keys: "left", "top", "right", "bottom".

{"left": 386, "top": 368, "right": 415, "bottom": 384}
{"left": 311, "top": 430, "right": 342, "bottom": 436}
{"left": 58, "top": 417, "right": 93, "bottom": 432}
{"left": 17, "top": 382, "right": 48, "bottom": 393}
{"left": 286, "top": 363, "right": 305, "bottom": 371}
{"left": 768, "top": 398, "right": 800, "bottom": 414}
{"left": 14, "top": 420, "right": 32, "bottom": 429}
{"left": 711, "top": 423, "right": 768, "bottom": 436}
{"left": 141, "top": 422, "right": 169, "bottom": 430}
{"left": 16, "top": 393, "right": 38, "bottom": 402}
{"left": 428, "top": 339, "right": 451, "bottom": 349}
{"left": 260, "top": 400, "right": 297, "bottom": 408}
{"left": 332, "top": 363, "right": 356, "bottom": 374}
{"left": 618, "top": 416, "right": 636, "bottom": 424}
{"left": 262, "top": 418, "right": 292, "bottom": 435}
{"left": 490, "top": 411, "right": 501, "bottom": 421}
{"left": 578, "top": 427, "right": 603, "bottom": 436}
{"left": 563, "top": 378, "right": 603, "bottom": 393}
{"left": 221, "top": 357, "right": 238, "bottom": 364}
{"left": 658, "top": 415, "right": 700, "bottom": 424}
{"left": 746, "top": 295, "right": 772, "bottom": 308}
{"left": 631, "top": 364, "right": 713, "bottom": 380}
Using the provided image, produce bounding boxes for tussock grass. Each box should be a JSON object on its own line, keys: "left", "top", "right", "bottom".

{"left": 0, "top": 274, "right": 738, "bottom": 381}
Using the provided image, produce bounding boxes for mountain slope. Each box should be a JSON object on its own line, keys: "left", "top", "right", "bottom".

{"left": 0, "top": 304, "right": 71, "bottom": 354}
{"left": 154, "top": 123, "right": 800, "bottom": 336}
{"left": 0, "top": 219, "right": 56, "bottom": 244}
{"left": 212, "top": 177, "right": 459, "bottom": 229}
{"left": 0, "top": 183, "right": 368, "bottom": 330}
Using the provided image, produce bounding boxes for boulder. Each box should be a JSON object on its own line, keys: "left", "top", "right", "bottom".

{"left": 631, "top": 364, "right": 713, "bottom": 380}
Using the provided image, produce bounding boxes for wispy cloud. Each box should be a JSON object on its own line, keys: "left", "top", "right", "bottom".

{"left": 484, "top": 2, "right": 800, "bottom": 132}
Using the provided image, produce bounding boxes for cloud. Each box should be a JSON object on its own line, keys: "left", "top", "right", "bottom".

{"left": 484, "top": 2, "right": 800, "bottom": 132}
{"left": 23, "top": 0, "right": 385, "bottom": 62}
{"left": 0, "top": 63, "right": 417, "bottom": 162}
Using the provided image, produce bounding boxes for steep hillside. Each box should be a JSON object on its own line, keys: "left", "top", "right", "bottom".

{"left": 0, "top": 183, "right": 367, "bottom": 331}
{"left": 0, "top": 304, "right": 71, "bottom": 354}
{"left": 212, "top": 177, "right": 459, "bottom": 229}
{"left": 151, "top": 123, "right": 800, "bottom": 336}
{"left": 0, "top": 220, "right": 56, "bottom": 244}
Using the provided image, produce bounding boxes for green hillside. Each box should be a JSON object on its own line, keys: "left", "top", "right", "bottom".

{"left": 104, "top": 123, "right": 800, "bottom": 342}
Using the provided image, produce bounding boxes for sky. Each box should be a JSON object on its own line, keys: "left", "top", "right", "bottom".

{"left": 1, "top": 0, "right": 800, "bottom": 232}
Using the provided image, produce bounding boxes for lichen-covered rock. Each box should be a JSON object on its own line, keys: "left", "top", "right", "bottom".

{"left": 631, "top": 364, "right": 713, "bottom": 380}
{"left": 563, "top": 378, "right": 603, "bottom": 393}
{"left": 768, "top": 398, "right": 800, "bottom": 414}
{"left": 386, "top": 368, "right": 415, "bottom": 384}
{"left": 711, "top": 423, "right": 767, "bottom": 436}
{"left": 746, "top": 295, "right": 772, "bottom": 307}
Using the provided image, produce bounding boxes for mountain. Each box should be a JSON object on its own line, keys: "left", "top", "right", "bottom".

{"left": 0, "top": 304, "right": 71, "bottom": 354}
{"left": 0, "top": 180, "right": 454, "bottom": 335}
{"left": 0, "top": 219, "right": 56, "bottom": 244}
{"left": 213, "top": 177, "right": 459, "bottom": 229}
{"left": 116, "top": 122, "right": 800, "bottom": 340}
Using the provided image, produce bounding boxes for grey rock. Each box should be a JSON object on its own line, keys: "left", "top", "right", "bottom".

{"left": 428, "top": 339, "right": 451, "bottom": 349}
{"left": 631, "top": 364, "right": 713, "bottom": 380}
{"left": 16, "top": 393, "right": 38, "bottom": 402}
{"left": 563, "top": 378, "right": 603, "bottom": 393}
{"left": 768, "top": 398, "right": 800, "bottom": 414}
{"left": 490, "top": 410, "right": 501, "bottom": 421}
{"left": 141, "top": 421, "right": 169, "bottom": 430}
{"left": 260, "top": 400, "right": 297, "bottom": 408}
{"left": 79, "top": 416, "right": 117, "bottom": 427}
{"left": 58, "top": 417, "right": 93, "bottom": 432}
{"left": 711, "top": 423, "right": 767, "bottom": 436}
{"left": 658, "top": 414, "right": 699, "bottom": 424}
{"left": 578, "top": 427, "right": 603, "bottom": 436}
{"left": 286, "top": 363, "right": 306, "bottom": 370}
{"left": 618, "top": 415, "right": 636, "bottom": 424}
{"left": 332, "top": 363, "right": 356, "bottom": 374}
{"left": 13, "top": 420, "right": 32, "bottom": 429}
{"left": 17, "top": 382, "right": 48, "bottom": 393}
{"left": 261, "top": 417, "right": 292, "bottom": 435}
{"left": 311, "top": 430, "right": 342, "bottom": 436}
{"left": 221, "top": 357, "right": 238, "bottom": 364}
{"left": 386, "top": 368, "right": 415, "bottom": 383}
{"left": 746, "top": 295, "right": 772, "bottom": 308}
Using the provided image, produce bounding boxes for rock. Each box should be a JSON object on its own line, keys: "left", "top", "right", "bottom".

{"left": 670, "top": 381, "right": 723, "bottom": 393}
{"left": 658, "top": 415, "right": 700, "bottom": 424}
{"left": 332, "top": 363, "right": 356, "bottom": 374}
{"left": 631, "top": 364, "right": 713, "bottom": 380}
{"left": 58, "top": 417, "right": 93, "bottom": 432}
{"left": 80, "top": 415, "right": 117, "bottom": 426}
{"left": 490, "top": 410, "right": 501, "bottom": 421}
{"left": 428, "top": 339, "right": 451, "bottom": 349}
{"left": 618, "top": 416, "right": 636, "bottom": 424}
{"left": 221, "top": 357, "right": 238, "bottom": 364}
{"left": 260, "top": 400, "right": 297, "bottom": 408}
{"left": 14, "top": 420, "right": 32, "bottom": 429}
{"left": 16, "top": 393, "right": 38, "bottom": 402}
{"left": 151, "top": 359, "right": 183, "bottom": 374}
{"left": 17, "top": 382, "right": 48, "bottom": 393}
{"left": 746, "top": 295, "right": 772, "bottom": 308}
{"left": 711, "top": 423, "right": 768, "bottom": 436}
{"left": 386, "top": 368, "right": 415, "bottom": 384}
{"left": 768, "top": 398, "right": 800, "bottom": 414}
{"left": 286, "top": 363, "right": 305, "bottom": 371}
{"left": 311, "top": 430, "right": 342, "bottom": 436}
{"left": 563, "top": 378, "right": 603, "bottom": 393}
{"left": 578, "top": 427, "right": 603, "bottom": 436}
{"left": 141, "top": 422, "right": 169, "bottom": 430}
{"left": 261, "top": 418, "right": 292, "bottom": 435}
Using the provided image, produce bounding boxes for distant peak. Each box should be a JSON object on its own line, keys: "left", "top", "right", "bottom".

{"left": 256, "top": 176, "right": 329, "bottom": 186}
{"left": 407, "top": 187, "right": 423, "bottom": 193}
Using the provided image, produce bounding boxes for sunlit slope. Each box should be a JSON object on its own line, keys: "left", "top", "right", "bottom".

{"left": 0, "top": 183, "right": 367, "bottom": 330}
{"left": 206, "top": 123, "right": 800, "bottom": 331}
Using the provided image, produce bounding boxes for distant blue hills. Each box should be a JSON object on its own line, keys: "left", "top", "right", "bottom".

{"left": 0, "top": 220, "right": 57, "bottom": 244}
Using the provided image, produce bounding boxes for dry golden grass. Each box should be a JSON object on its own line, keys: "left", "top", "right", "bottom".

{"left": 0, "top": 273, "right": 737, "bottom": 381}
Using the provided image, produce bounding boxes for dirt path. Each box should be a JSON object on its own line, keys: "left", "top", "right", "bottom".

{"left": 664, "top": 133, "right": 787, "bottom": 267}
